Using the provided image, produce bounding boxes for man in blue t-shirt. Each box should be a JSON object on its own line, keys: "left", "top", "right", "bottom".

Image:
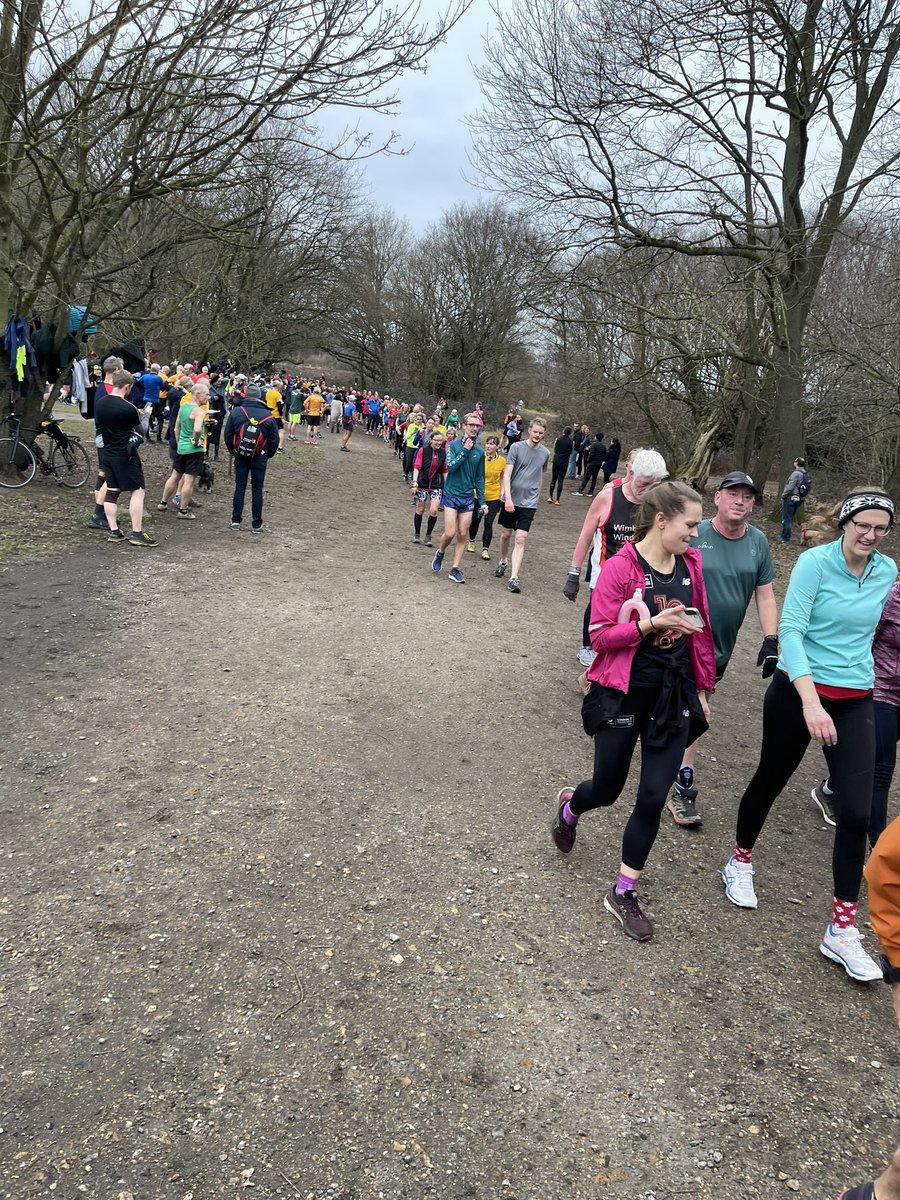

{"left": 667, "top": 471, "right": 778, "bottom": 827}
{"left": 341, "top": 396, "right": 356, "bottom": 451}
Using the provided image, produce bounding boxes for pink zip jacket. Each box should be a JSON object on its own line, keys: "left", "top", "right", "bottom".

{"left": 586, "top": 541, "right": 717, "bottom": 694}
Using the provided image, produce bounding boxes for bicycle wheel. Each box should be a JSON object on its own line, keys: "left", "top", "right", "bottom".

{"left": 49, "top": 437, "right": 91, "bottom": 488}
{"left": 0, "top": 438, "right": 37, "bottom": 488}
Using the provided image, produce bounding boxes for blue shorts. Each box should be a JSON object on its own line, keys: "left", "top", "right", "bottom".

{"left": 442, "top": 495, "right": 475, "bottom": 513}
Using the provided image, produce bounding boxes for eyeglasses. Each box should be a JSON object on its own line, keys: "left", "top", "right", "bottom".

{"left": 849, "top": 518, "right": 891, "bottom": 537}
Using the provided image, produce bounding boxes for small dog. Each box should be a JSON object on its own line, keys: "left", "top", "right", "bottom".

{"left": 801, "top": 501, "right": 839, "bottom": 546}
{"left": 197, "top": 460, "right": 215, "bottom": 493}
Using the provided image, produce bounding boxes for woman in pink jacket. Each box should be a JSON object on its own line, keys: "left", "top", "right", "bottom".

{"left": 551, "top": 481, "right": 717, "bottom": 942}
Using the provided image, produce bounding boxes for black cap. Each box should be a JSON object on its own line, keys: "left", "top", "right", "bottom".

{"left": 718, "top": 471, "right": 761, "bottom": 496}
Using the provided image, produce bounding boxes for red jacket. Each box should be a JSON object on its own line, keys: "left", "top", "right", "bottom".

{"left": 586, "top": 541, "right": 717, "bottom": 694}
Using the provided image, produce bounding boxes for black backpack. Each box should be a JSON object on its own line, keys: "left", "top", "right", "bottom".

{"left": 234, "top": 407, "right": 273, "bottom": 459}
{"left": 798, "top": 469, "right": 812, "bottom": 498}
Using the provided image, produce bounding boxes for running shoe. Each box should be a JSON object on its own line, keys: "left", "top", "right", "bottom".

{"left": 156, "top": 501, "right": 168, "bottom": 511}
{"left": 576, "top": 646, "right": 596, "bottom": 668}
{"left": 571, "top": 490, "right": 584, "bottom": 496}
{"left": 424, "top": 538, "right": 433, "bottom": 547}
{"left": 466, "top": 541, "right": 475, "bottom": 553}
{"left": 666, "top": 781, "right": 702, "bottom": 826}
{"left": 820, "top": 924, "right": 882, "bottom": 982}
{"left": 412, "top": 536, "right": 421, "bottom": 544}
{"left": 604, "top": 888, "right": 653, "bottom": 942}
{"left": 177, "top": 508, "right": 196, "bottom": 519}
{"left": 494, "top": 561, "right": 507, "bottom": 578}
{"left": 251, "top": 526, "right": 265, "bottom": 534}
{"left": 128, "top": 531, "right": 159, "bottom": 547}
{"left": 551, "top": 787, "right": 577, "bottom": 853}
{"left": 811, "top": 780, "right": 836, "bottom": 826}
{"left": 481, "top": 549, "right": 490, "bottom": 560}
{"left": 107, "top": 528, "right": 126, "bottom": 542}
{"left": 840, "top": 1185, "right": 875, "bottom": 1199}
{"left": 448, "top": 567, "right": 465, "bottom": 584}
{"left": 546, "top": 496, "right": 554, "bottom": 503}
{"left": 85, "top": 514, "right": 111, "bottom": 530}
{"left": 553, "top": 499, "right": 561, "bottom": 505}
{"left": 431, "top": 550, "right": 444, "bottom": 572}
{"left": 721, "top": 856, "right": 758, "bottom": 909}
{"left": 230, "top": 522, "right": 241, "bottom": 530}
{"left": 507, "top": 577, "right": 521, "bottom": 593}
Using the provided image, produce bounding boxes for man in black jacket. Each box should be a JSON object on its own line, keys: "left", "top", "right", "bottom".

{"left": 223, "top": 384, "right": 280, "bottom": 532}
{"left": 574, "top": 432, "right": 606, "bottom": 496}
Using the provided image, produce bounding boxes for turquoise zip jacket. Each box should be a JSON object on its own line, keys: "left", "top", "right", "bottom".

{"left": 778, "top": 537, "right": 898, "bottom": 688}
{"left": 444, "top": 440, "right": 486, "bottom": 508}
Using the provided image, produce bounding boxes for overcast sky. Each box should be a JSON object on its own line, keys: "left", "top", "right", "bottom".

{"left": 318, "top": 0, "right": 500, "bottom": 233}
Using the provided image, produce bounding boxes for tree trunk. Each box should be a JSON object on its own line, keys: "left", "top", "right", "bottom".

{"left": 773, "top": 296, "right": 807, "bottom": 484}
{"left": 677, "top": 404, "right": 726, "bottom": 492}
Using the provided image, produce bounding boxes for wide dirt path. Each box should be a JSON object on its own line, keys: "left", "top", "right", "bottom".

{"left": 1, "top": 432, "right": 896, "bottom": 1200}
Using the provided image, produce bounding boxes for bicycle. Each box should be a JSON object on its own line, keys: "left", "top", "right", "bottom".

{"left": 0, "top": 412, "right": 91, "bottom": 489}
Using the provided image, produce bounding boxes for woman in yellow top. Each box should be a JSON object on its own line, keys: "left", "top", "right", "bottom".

{"left": 467, "top": 434, "right": 506, "bottom": 559}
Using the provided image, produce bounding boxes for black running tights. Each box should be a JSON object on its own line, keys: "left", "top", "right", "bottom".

{"left": 549, "top": 463, "right": 566, "bottom": 501}
{"left": 570, "top": 687, "right": 690, "bottom": 872}
{"left": 470, "top": 499, "right": 501, "bottom": 548}
{"left": 735, "top": 670, "right": 874, "bottom": 901}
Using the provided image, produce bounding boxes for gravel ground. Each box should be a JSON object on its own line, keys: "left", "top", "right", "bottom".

{"left": 0, "top": 430, "right": 897, "bottom": 1200}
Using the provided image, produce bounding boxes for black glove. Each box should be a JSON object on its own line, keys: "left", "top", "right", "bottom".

{"left": 563, "top": 571, "right": 580, "bottom": 602}
{"left": 757, "top": 634, "right": 779, "bottom": 679}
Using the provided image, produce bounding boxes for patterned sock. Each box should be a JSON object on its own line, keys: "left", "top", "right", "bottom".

{"left": 733, "top": 844, "right": 753, "bottom": 865}
{"left": 677, "top": 765, "right": 694, "bottom": 789}
{"left": 561, "top": 800, "right": 578, "bottom": 826}
{"left": 832, "top": 897, "right": 858, "bottom": 931}
{"left": 615, "top": 870, "right": 637, "bottom": 895}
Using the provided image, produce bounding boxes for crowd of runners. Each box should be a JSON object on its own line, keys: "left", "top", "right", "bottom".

{"left": 33, "top": 355, "right": 900, "bottom": 1196}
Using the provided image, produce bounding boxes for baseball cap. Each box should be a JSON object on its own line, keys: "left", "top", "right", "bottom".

{"left": 719, "top": 471, "right": 760, "bottom": 496}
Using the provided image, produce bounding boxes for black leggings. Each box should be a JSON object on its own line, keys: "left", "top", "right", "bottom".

{"left": 469, "top": 498, "right": 501, "bottom": 547}
{"left": 580, "top": 464, "right": 601, "bottom": 494}
{"left": 872, "top": 699, "right": 900, "bottom": 843}
{"left": 549, "top": 462, "right": 566, "bottom": 501}
{"left": 736, "top": 670, "right": 874, "bottom": 901}
{"left": 570, "top": 686, "right": 691, "bottom": 871}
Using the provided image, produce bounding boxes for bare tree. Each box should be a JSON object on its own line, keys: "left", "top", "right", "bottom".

{"left": 476, "top": 0, "right": 900, "bottom": 483}
{"left": 0, "top": 0, "right": 463, "bottom": 423}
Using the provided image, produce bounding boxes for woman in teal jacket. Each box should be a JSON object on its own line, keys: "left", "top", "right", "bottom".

{"left": 722, "top": 489, "right": 897, "bottom": 984}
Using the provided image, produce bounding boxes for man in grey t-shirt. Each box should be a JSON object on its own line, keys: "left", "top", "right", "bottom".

{"left": 495, "top": 419, "right": 550, "bottom": 593}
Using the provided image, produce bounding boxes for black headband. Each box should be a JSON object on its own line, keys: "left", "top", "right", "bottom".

{"left": 838, "top": 492, "right": 895, "bottom": 527}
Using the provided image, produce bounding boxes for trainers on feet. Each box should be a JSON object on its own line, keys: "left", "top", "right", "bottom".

{"left": 448, "top": 567, "right": 465, "bottom": 584}
{"left": 604, "top": 888, "right": 653, "bottom": 941}
{"left": 551, "top": 788, "right": 577, "bottom": 853}
{"left": 230, "top": 522, "right": 241, "bottom": 529}
{"left": 85, "top": 514, "right": 110, "bottom": 530}
{"left": 177, "top": 508, "right": 196, "bottom": 519}
{"left": 107, "top": 528, "right": 126, "bottom": 541}
{"left": 722, "top": 855, "right": 758, "bottom": 908}
{"left": 494, "top": 561, "right": 508, "bottom": 578}
{"left": 412, "top": 536, "right": 421, "bottom": 543}
{"left": 424, "top": 538, "right": 433, "bottom": 547}
{"left": 546, "top": 496, "right": 555, "bottom": 503}
{"left": 811, "top": 781, "right": 836, "bottom": 826}
{"left": 128, "top": 531, "right": 159, "bottom": 547}
{"left": 507, "top": 577, "right": 521, "bottom": 593}
{"left": 251, "top": 526, "right": 264, "bottom": 534}
{"left": 481, "top": 549, "right": 490, "bottom": 560}
{"left": 576, "top": 646, "right": 596, "bottom": 668}
{"left": 431, "top": 550, "right": 444, "bottom": 572}
{"left": 156, "top": 501, "right": 168, "bottom": 511}
{"left": 667, "top": 782, "right": 702, "bottom": 826}
{"left": 466, "top": 541, "right": 475, "bottom": 553}
{"left": 820, "top": 924, "right": 882, "bottom": 982}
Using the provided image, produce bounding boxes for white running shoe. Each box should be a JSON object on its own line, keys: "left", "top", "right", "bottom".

{"left": 819, "top": 924, "right": 882, "bottom": 982}
{"left": 576, "top": 646, "right": 596, "bottom": 668}
{"left": 721, "top": 856, "right": 758, "bottom": 909}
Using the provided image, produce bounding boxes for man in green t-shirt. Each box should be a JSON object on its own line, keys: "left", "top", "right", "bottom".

{"left": 667, "top": 471, "right": 778, "bottom": 827}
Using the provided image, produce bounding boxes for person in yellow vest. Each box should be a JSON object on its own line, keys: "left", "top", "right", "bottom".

{"left": 265, "top": 380, "right": 285, "bottom": 453}
{"left": 468, "top": 434, "right": 506, "bottom": 559}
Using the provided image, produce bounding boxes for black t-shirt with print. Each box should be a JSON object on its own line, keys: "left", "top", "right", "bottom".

{"left": 94, "top": 391, "right": 140, "bottom": 454}
{"left": 630, "top": 548, "right": 693, "bottom": 688}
